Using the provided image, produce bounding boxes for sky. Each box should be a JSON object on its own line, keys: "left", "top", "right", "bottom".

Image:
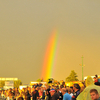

{"left": 0, "top": 0, "right": 100, "bottom": 83}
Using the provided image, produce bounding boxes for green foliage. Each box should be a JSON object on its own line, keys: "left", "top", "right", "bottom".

{"left": 37, "top": 79, "right": 42, "bottom": 82}
{"left": 14, "top": 80, "right": 22, "bottom": 88}
{"left": 65, "top": 70, "right": 79, "bottom": 82}
{"left": 0, "top": 81, "right": 5, "bottom": 88}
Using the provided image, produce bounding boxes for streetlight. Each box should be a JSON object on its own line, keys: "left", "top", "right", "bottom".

{"left": 79, "top": 55, "right": 85, "bottom": 81}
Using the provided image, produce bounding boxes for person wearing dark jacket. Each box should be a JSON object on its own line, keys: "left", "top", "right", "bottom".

{"left": 32, "top": 87, "right": 39, "bottom": 100}
{"left": 49, "top": 89, "right": 59, "bottom": 100}
{"left": 71, "top": 84, "right": 80, "bottom": 100}
{"left": 26, "top": 90, "right": 31, "bottom": 100}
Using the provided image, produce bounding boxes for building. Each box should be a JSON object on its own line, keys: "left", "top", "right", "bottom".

{"left": 0, "top": 77, "right": 19, "bottom": 90}
{"left": 0, "top": 77, "right": 18, "bottom": 81}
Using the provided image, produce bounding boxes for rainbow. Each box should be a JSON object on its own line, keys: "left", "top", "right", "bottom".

{"left": 41, "top": 30, "right": 58, "bottom": 81}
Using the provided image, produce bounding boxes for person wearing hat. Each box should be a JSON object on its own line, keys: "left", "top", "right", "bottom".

{"left": 49, "top": 89, "right": 59, "bottom": 100}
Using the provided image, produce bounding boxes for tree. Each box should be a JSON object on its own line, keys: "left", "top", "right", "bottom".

{"left": 0, "top": 81, "right": 5, "bottom": 88}
{"left": 37, "top": 79, "right": 42, "bottom": 82}
{"left": 65, "top": 70, "right": 79, "bottom": 82}
{"left": 14, "top": 80, "right": 22, "bottom": 88}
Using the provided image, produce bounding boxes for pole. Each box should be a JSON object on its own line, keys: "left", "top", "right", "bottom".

{"left": 81, "top": 55, "right": 84, "bottom": 81}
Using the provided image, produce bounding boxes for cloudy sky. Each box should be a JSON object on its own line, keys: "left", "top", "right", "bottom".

{"left": 0, "top": 0, "right": 100, "bottom": 83}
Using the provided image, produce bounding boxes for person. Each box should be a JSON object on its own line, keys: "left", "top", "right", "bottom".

{"left": 58, "top": 85, "right": 63, "bottom": 100}
{"left": 77, "top": 76, "right": 100, "bottom": 100}
{"left": 69, "top": 87, "right": 73, "bottom": 97}
{"left": 49, "top": 89, "right": 59, "bottom": 100}
{"left": 31, "top": 87, "right": 39, "bottom": 100}
{"left": 45, "top": 89, "right": 51, "bottom": 100}
{"left": 35, "top": 87, "right": 39, "bottom": 100}
{"left": 94, "top": 77, "right": 98, "bottom": 83}
{"left": 26, "top": 90, "right": 31, "bottom": 100}
{"left": 39, "top": 87, "right": 45, "bottom": 100}
{"left": 67, "top": 88, "right": 73, "bottom": 97}
{"left": 90, "top": 89, "right": 100, "bottom": 100}
{"left": 17, "top": 97, "right": 24, "bottom": 100}
{"left": 61, "top": 88, "right": 71, "bottom": 100}
{"left": 94, "top": 75, "right": 100, "bottom": 86}
{"left": 71, "top": 84, "right": 80, "bottom": 100}
{"left": 98, "top": 77, "right": 100, "bottom": 83}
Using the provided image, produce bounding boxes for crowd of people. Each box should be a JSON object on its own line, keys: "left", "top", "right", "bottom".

{"left": 0, "top": 75, "right": 100, "bottom": 100}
